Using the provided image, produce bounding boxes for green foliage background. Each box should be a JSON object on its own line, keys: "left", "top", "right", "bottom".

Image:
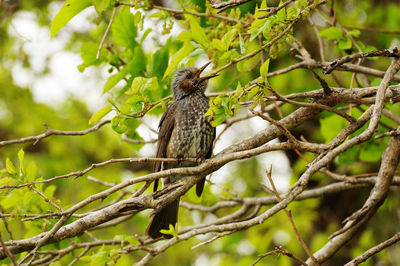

{"left": 0, "top": 0, "right": 400, "bottom": 265}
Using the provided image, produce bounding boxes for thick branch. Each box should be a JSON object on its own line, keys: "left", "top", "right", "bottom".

{"left": 306, "top": 58, "right": 400, "bottom": 265}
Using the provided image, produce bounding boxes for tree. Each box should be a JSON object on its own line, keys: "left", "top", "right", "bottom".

{"left": 1, "top": 0, "right": 400, "bottom": 265}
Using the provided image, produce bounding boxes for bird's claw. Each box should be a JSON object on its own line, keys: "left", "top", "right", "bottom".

{"left": 176, "top": 155, "right": 184, "bottom": 165}
{"left": 196, "top": 157, "right": 205, "bottom": 164}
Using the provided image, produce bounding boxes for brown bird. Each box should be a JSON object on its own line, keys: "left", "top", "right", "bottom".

{"left": 146, "top": 62, "right": 217, "bottom": 239}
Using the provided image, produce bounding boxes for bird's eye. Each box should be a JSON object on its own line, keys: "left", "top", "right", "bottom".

{"left": 180, "top": 79, "right": 191, "bottom": 91}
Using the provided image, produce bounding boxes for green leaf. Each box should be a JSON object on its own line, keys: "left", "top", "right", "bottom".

{"left": 111, "top": 115, "right": 127, "bottom": 134}
{"left": 249, "top": 19, "right": 270, "bottom": 42}
{"left": 35, "top": 177, "right": 44, "bottom": 192}
{"left": 149, "top": 11, "right": 168, "bottom": 18}
{"left": 159, "top": 224, "right": 178, "bottom": 238}
{"left": 247, "top": 86, "right": 259, "bottom": 99}
{"left": 129, "top": 47, "right": 147, "bottom": 74}
{"left": 126, "top": 95, "right": 144, "bottom": 113}
{"left": 89, "top": 105, "right": 112, "bottom": 124}
{"left": 239, "top": 33, "right": 246, "bottom": 54}
{"left": 130, "top": 76, "right": 160, "bottom": 103}
{"left": 103, "top": 72, "right": 124, "bottom": 93}
{"left": 143, "top": 77, "right": 159, "bottom": 98}
{"left": 134, "top": 11, "right": 142, "bottom": 27}
{"left": 163, "top": 42, "right": 194, "bottom": 79}
{"left": 1, "top": 190, "right": 20, "bottom": 209}
{"left": 90, "top": 251, "right": 109, "bottom": 266}
{"left": 116, "top": 76, "right": 134, "bottom": 99}
{"left": 210, "top": 105, "right": 226, "bottom": 127}
{"left": 44, "top": 185, "right": 56, "bottom": 199}
{"left": 287, "top": 6, "right": 300, "bottom": 19}
{"left": 221, "top": 29, "right": 236, "bottom": 51}
{"left": 80, "top": 256, "right": 92, "bottom": 262}
{"left": 254, "top": 0, "right": 268, "bottom": 18}
{"left": 112, "top": 7, "right": 138, "bottom": 48}
{"left": 175, "top": 31, "right": 192, "bottom": 42}
{"left": 26, "top": 162, "right": 38, "bottom": 182}
{"left": 237, "top": 41, "right": 260, "bottom": 72}
{"left": 212, "top": 39, "right": 225, "bottom": 52}
{"left": 18, "top": 149, "right": 24, "bottom": 173}
{"left": 190, "top": 19, "right": 208, "bottom": 48}
{"left": 319, "top": 26, "right": 343, "bottom": 41}
{"left": 125, "top": 117, "right": 140, "bottom": 130}
{"left": 152, "top": 42, "right": 170, "bottom": 78}
{"left": 338, "top": 37, "right": 352, "bottom": 50}
{"left": 277, "top": 0, "right": 286, "bottom": 21}
{"left": 78, "top": 42, "right": 105, "bottom": 72}
{"left": 50, "top": 0, "right": 92, "bottom": 38}
{"left": 6, "top": 158, "right": 17, "bottom": 175}
{"left": 92, "top": 0, "right": 114, "bottom": 14}
{"left": 0, "top": 177, "right": 15, "bottom": 187}
{"left": 362, "top": 45, "right": 377, "bottom": 53}
{"left": 224, "top": 96, "right": 237, "bottom": 117}
{"left": 296, "top": 0, "right": 308, "bottom": 8}
{"left": 347, "top": 29, "right": 360, "bottom": 37}
{"left": 103, "top": 47, "right": 146, "bottom": 93}
{"left": 140, "top": 28, "right": 152, "bottom": 44}
{"left": 23, "top": 191, "right": 34, "bottom": 206}
{"left": 260, "top": 58, "right": 270, "bottom": 81}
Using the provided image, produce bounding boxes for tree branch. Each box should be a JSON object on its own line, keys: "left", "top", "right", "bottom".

{"left": 0, "top": 120, "right": 110, "bottom": 148}
{"left": 344, "top": 232, "right": 400, "bottom": 266}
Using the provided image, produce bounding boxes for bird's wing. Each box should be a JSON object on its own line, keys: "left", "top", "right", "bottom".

{"left": 195, "top": 126, "right": 216, "bottom": 197}
{"left": 153, "top": 102, "right": 178, "bottom": 192}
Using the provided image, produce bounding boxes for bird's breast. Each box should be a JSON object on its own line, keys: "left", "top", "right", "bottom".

{"left": 170, "top": 95, "right": 213, "bottom": 158}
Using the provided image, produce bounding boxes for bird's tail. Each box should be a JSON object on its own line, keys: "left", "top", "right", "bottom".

{"left": 146, "top": 199, "right": 179, "bottom": 239}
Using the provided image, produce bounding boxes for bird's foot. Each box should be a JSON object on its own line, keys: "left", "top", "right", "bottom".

{"left": 176, "top": 155, "right": 184, "bottom": 165}
{"left": 196, "top": 157, "right": 206, "bottom": 164}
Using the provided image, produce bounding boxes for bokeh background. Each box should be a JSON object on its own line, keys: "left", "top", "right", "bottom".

{"left": 1, "top": 0, "right": 400, "bottom": 265}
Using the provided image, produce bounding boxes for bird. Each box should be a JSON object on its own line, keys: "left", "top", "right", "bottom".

{"left": 146, "top": 62, "right": 217, "bottom": 239}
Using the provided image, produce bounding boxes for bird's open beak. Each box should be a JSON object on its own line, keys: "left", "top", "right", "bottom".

{"left": 199, "top": 73, "right": 218, "bottom": 81}
{"left": 195, "top": 61, "right": 218, "bottom": 81}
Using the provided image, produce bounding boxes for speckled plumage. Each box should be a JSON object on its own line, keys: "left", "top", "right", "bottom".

{"left": 146, "top": 65, "right": 216, "bottom": 239}
{"left": 168, "top": 91, "right": 214, "bottom": 162}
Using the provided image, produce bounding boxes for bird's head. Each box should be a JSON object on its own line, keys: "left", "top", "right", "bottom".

{"left": 171, "top": 62, "right": 218, "bottom": 100}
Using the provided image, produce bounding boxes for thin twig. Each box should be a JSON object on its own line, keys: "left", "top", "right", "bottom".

{"left": 67, "top": 246, "right": 90, "bottom": 266}
{"left": 0, "top": 207, "right": 13, "bottom": 240}
{"left": 344, "top": 232, "right": 400, "bottom": 266}
{"left": 0, "top": 233, "right": 17, "bottom": 265}
{"left": 29, "top": 185, "right": 63, "bottom": 212}
{"left": 0, "top": 120, "right": 110, "bottom": 148}
{"left": 375, "top": 128, "right": 400, "bottom": 139}
{"left": 0, "top": 157, "right": 198, "bottom": 190}
{"left": 263, "top": 84, "right": 356, "bottom": 123}
{"left": 265, "top": 167, "right": 320, "bottom": 265}
{"left": 252, "top": 246, "right": 307, "bottom": 266}
{"left": 209, "top": 0, "right": 252, "bottom": 13}
{"left": 258, "top": 0, "right": 295, "bottom": 19}
{"left": 191, "top": 231, "right": 234, "bottom": 249}
{"left": 96, "top": 6, "right": 117, "bottom": 60}
{"left": 323, "top": 49, "right": 400, "bottom": 74}
{"left": 118, "top": 1, "right": 248, "bottom": 25}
